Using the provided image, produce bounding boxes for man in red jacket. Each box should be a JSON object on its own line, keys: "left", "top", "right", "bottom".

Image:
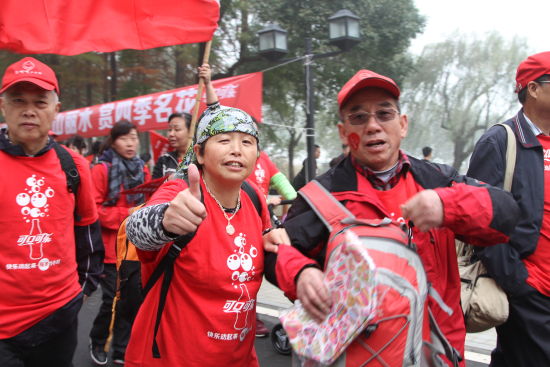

{"left": 263, "top": 69, "right": 520, "bottom": 366}
{"left": 0, "top": 58, "right": 104, "bottom": 367}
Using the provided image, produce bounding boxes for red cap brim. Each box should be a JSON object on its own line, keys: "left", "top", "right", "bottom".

{"left": 0, "top": 78, "right": 58, "bottom": 94}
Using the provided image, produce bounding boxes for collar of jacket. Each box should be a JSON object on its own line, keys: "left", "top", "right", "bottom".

{"left": 510, "top": 108, "right": 542, "bottom": 149}
{"left": 326, "top": 153, "right": 456, "bottom": 193}
{"left": 0, "top": 128, "right": 55, "bottom": 157}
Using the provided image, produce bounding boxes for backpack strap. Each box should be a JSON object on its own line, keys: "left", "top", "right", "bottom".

{"left": 497, "top": 123, "right": 517, "bottom": 192}
{"left": 52, "top": 142, "right": 80, "bottom": 196}
{"left": 241, "top": 180, "right": 262, "bottom": 217}
{"left": 142, "top": 178, "right": 262, "bottom": 358}
{"left": 52, "top": 142, "right": 81, "bottom": 221}
{"left": 299, "top": 180, "right": 356, "bottom": 232}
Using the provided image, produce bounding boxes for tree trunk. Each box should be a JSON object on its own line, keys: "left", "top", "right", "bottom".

{"left": 288, "top": 129, "right": 296, "bottom": 179}
{"left": 109, "top": 52, "right": 118, "bottom": 101}
{"left": 174, "top": 47, "right": 185, "bottom": 88}
{"left": 86, "top": 83, "right": 93, "bottom": 106}
{"left": 102, "top": 53, "right": 109, "bottom": 103}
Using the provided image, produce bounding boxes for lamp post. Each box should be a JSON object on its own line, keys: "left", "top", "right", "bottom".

{"left": 258, "top": 9, "right": 360, "bottom": 183}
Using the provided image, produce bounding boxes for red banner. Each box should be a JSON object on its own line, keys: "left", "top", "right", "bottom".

{"left": 149, "top": 131, "right": 170, "bottom": 163}
{"left": 0, "top": 0, "right": 219, "bottom": 55}
{"left": 52, "top": 72, "right": 263, "bottom": 140}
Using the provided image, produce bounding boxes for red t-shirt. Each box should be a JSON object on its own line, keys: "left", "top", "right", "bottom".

{"left": 524, "top": 135, "right": 550, "bottom": 296}
{"left": 0, "top": 147, "right": 98, "bottom": 338}
{"left": 247, "top": 151, "right": 279, "bottom": 198}
{"left": 125, "top": 177, "right": 270, "bottom": 367}
{"left": 91, "top": 162, "right": 151, "bottom": 263}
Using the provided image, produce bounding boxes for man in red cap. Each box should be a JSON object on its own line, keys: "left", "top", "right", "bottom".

{"left": 468, "top": 51, "right": 550, "bottom": 366}
{"left": 0, "top": 57, "right": 104, "bottom": 367}
{"left": 263, "top": 69, "right": 520, "bottom": 366}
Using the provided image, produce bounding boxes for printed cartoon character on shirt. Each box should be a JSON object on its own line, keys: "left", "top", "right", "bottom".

{"left": 225, "top": 231, "right": 260, "bottom": 341}
{"left": 16, "top": 175, "right": 55, "bottom": 261}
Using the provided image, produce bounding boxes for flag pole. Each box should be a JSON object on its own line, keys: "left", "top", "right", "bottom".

{"left": 188, "top": 40, "right": 213, "bottom": 148}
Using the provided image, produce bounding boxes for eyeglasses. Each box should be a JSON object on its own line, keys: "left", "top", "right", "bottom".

{"left": 347, "top": 108, "right": 399, "bottom": 125}
{"left": 537, "top": 81, "right": 550, "bottom": 85}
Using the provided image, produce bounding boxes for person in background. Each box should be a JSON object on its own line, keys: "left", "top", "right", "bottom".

{"left": 140, "top": 152, "right": 154, "bottom": 174}
{"left": 152, "top": 112, "right": 192, "bottom": 179}
{"left": 87, "top": 140, "right": 103, "bottom": 166}
{"left": 292, "top": 144, "right": 321, "bottom": 191}
{"left": 329, "top": 143, "right": 350, "bottom": 168}
{"left": 123, "top": 63, "right": 274, "bottom": 367}
{"left": 422, "top": 146, "right": 433, "bottom": 161}
{"left": 263, "top": 69, "right": 520, "bottom": 366}
{"left": 89, "top": 120, "right": 151, "bottom": 366}
{"left": 467, "top": 51, "right": 550, "bottom": 367}
{"left": 66, "top": 134, "right": 87, "bottom": 156}
{"left": 0, "top": 57, "right": 104, "bottom": 367}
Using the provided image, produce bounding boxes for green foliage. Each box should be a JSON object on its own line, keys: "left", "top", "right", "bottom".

{"left": 214, "top": 0, "right": 424, "bottom": 174}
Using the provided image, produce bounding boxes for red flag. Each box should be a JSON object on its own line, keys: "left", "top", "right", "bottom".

{"left": 52, "top": 72, "right": 263, "bottom": 140}
{"left": 149, "top": 130, "right": 170, "bottom": 163}
{"left": 0, "top": 0, "right": 220, "bottom": 55}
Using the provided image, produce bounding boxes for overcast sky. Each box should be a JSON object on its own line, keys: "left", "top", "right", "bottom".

{"left": 409, "top": 0, "right": 550, "bottom": 55}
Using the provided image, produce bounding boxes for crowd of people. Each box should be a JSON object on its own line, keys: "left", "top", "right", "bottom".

{"left": 1, "top": 50, "right": 549, "bottom": 367}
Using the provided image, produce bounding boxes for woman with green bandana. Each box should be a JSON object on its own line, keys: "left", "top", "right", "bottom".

{"left": 123, "top": 64, "right": 272, "bottom": 367}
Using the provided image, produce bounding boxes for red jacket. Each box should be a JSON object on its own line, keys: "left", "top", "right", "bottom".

{"left": 91, "top": 162, "right": 150, "bottom": 263}
{"left": 264, "top": 155, "right": 520, "bottom": 366}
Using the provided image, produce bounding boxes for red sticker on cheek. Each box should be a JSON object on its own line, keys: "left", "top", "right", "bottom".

{"left": 348, "top": 133, "right": 360, "bottom": 151}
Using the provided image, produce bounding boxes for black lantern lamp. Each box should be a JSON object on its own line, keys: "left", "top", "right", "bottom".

{"left": 328, "top": 9, "right": 360, "bottom": 51}
{"left": 258, "top": 23, "right": 288, "bottom": 61}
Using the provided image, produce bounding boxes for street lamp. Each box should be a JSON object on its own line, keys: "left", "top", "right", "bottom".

{"left": 258, "top": 23, "right": 288, "bottom": 60}
{"left": 258, "top": 9, "right": 361, "bottom": 182}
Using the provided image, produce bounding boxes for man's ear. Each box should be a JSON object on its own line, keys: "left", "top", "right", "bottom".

{"left": 527, "top": 81, "right": 541, "bottom": 101}
{"left": 399, "top": 114, "right": 409, "bottom": 139}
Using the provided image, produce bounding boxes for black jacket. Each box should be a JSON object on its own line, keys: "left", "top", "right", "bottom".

{"left": 468, "top": 109, "right": 544, "bottom": 296}
{"left": 272, "top": 155, "right": 518, "bottom": 270}
{"left": 152, "top": 151, "right": 179, "bottom": 179}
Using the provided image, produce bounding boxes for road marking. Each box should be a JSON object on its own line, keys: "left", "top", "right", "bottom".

{"left": 465, "top": 350, "right": 491, "bottom": 364}
{"left": 257, "top": 305, "right": 280, "bottom": 318}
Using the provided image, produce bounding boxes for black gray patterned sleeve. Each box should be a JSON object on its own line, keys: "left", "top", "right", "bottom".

{"left": 126, "top": 203, "right": 177, "bottom": 251}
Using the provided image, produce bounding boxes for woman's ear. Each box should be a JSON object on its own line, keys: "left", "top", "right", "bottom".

{"left": 194, "top": 143, "right": 204, "bottom": 165}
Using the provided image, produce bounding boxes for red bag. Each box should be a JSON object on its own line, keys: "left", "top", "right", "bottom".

{"left": 289, "top": 180, "right": 460, "bottom": 367}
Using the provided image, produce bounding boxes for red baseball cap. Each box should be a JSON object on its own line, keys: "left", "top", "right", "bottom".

{"left": 0, "top": 57, "right": 59, "bottom": 94}
{"left": 338, "top": 69, "right": 400, "bottom": 109}
{"left": 515, "top": 51, "right": 550, "bottom": 93}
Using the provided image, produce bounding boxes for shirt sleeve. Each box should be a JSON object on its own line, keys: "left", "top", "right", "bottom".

{"left": 71, "top": 152, "right": 105, "bottom": 295}
{"left": 126, "top": 179, "right": 187, "bottom": 251}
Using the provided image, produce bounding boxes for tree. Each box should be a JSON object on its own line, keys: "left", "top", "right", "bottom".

{"left": 212, "top": 0, "right": 425, "bottom": 177}
{"left": 401, "top": 32, "right": 529, "bottom": 171}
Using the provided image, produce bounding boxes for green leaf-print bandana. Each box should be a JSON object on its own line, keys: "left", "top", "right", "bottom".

{"left": 174, "top": 102, "right": 259, "bottom": 179}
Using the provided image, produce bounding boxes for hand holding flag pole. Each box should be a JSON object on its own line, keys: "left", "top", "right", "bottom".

{"left": 187, "top": 40, "right": 213, "bottom": 149}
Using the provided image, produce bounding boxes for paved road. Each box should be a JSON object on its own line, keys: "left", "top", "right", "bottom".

{"left": 74, "top": 289, "right": 488, "bottom": 366}
{"left": 74, "top": 290, "right": 290, "bottom": 367}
